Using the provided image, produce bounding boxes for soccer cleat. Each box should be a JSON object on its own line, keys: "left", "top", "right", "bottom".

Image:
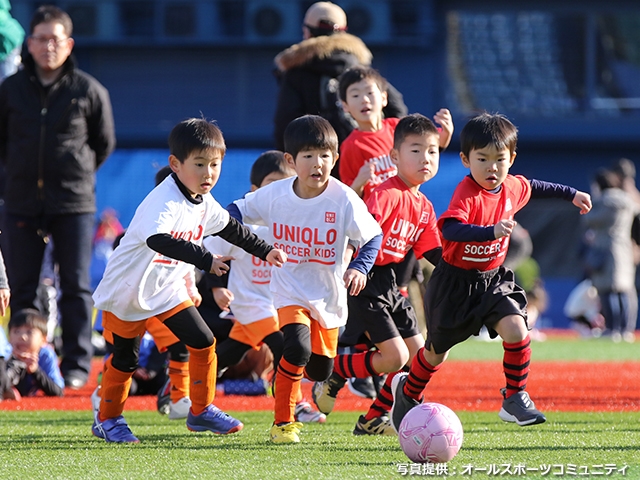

{"left": 90, "top": 386, "right": 101, "bottom": 415}
{"left": 390, "top": 372, "right": 419, "bottom": 433}
{"left": 353, "top": 414, "right": 396, "bottom": 436}
{"left": 270, "top": 421, "right": 303, "bottom": 444}
{"left": 92, "top": 415, "right": 140, "bottom": 443}
{"left": 347, "top": 377, "right": 376, "bottom": 399}
{"left": 186, "top": 404, "right": 244, "bottom": 434}
{"left": 294, "top": 401, "right": 326, "bottom": 423}
{"left": 498, "top": 388, "right": 547, "bottom": 426}
{"left": 312, "top": 372, "right": 346, "bottom": 415}
{"left": 169, "top": 397, "right": 192, "bottom": 420}
{"left": 157, "top": 378, "right": 171, "bottom": 416}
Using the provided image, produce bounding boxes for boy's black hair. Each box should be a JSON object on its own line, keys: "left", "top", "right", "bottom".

{"left": 460, "top": 112, "right": 518, "bottom": 158}
{"left": 31, "top": 5, "right": 73, "bottom": 36}
{"left": 155, "top": 165, "right": 173, "bottom": 186}
{"left": 283, "top": 115, "right": 338, "bottom": 160}
{"left": 593, "top": 168, "right": 619, "bottom": 191}
{"left": 250, "top": 150, "right": 292, "bottom": 187}
{"left": 9, "top": 308, "right": 48, "bottom": 337}
{"left": 168, "top": 118, "right": 226, "bottom": 163}
{"left": 338, "top": 66, "right": 388, "bottom": 102}
{"left": 393, "top": 113, "right": 439, "bottom": 150}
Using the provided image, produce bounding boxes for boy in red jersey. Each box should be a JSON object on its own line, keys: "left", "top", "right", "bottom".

{"left": 313, "top": 114, "right": 443, "bottom": 435}
{"left": 390, "top": 113, "right": 592, "bottom": 429}
{"left": 337, "top": 66, "right": 453, "bottom": 202}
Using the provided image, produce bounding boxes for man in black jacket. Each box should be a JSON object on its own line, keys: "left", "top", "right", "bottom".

{"left": 273, "top": 1, "right": 407, "bottom": 174}
{"left": 0, "top": 5, "right": 115, "bottom": 388}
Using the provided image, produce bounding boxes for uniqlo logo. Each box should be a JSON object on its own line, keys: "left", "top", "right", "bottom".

{"left": 325, "top": 212, "right": 336, "bottom": 223}
{"left": 420, "top": 211, "right": 430, "bottom": 223}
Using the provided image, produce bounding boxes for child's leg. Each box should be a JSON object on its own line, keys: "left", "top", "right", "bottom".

{"left": 363, "top": 334, "right": 423, "bottom": 420}
{"left": 161, "top": 306, "right": 215, "bottom": 415}
{"left": 274, "top": 323, "right": 309, "bottom": 425}
{"left": 493, "top": 314, "right": 531, "bottom": 397}
{"left": 216, "top": 338, "right": 252, "bottom": 372}
{"left": 402, "top": 343, "right": 448, "bottom": 401}
{"left": 166, "top": 342, "right": 190, "bottom": 403}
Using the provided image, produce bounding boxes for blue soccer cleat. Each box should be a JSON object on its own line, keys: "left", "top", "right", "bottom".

{"left": 186, "top": 404, "right": 244, "bottom": 434}
{"left": 92, "top": 415, "right": 140, "bottom": 443}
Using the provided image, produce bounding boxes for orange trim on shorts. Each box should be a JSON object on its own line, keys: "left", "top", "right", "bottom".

{"left": 156, "top": 300, "right": 193, "bottom": 322}
{"left": 102, "top": 311, "right": 148, "bottom": 340}
{"left": 277, "top": 305, "right": 339, "bottom": 358}
{"left": 229, "top": 316, "right": 279, "bottom": 349}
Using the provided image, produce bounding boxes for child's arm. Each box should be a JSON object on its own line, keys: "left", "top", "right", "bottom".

{"left": 214, "top": 217, "right": 286, "bottom": 267}
{"left": 350, "top": 163, "right": 376, "bottom": 197}
{"left": 529, "top": 179, "right": 592, "bottom": 215}
{"left": 343, "top": 234, "right": 383, "bottom": 296}
{"left": 0, "top": 248, "right": 9, "bottom": 317}
{"left": 30, "top": 346, "right": 64, "bottom": 396}
{"left": 184, "top": 269, "right": 202, "bottom": 307}
{"left": 212, "top": 287, "right": 235, "bottom": 313}
{"left": 434, "top": 108, "right": 453, "bottom": 151}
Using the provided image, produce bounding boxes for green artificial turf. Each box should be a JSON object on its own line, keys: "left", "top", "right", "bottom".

{"left": 0, "top": 410, "right": 638, "bottom": 479}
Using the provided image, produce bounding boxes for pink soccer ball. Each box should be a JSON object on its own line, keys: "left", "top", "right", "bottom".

{"left": 398, "top": 402, "right": 464, "bottom": 463}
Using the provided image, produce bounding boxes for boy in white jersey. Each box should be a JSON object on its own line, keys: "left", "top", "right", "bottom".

{"left": 91, "top": 118, "right": 287, "bottom": 443}
{"left": 205, "top": 150, "right": 325, "bottom": 423}
{"left": 231, "top": 115, "right": 383, "bottom": 443}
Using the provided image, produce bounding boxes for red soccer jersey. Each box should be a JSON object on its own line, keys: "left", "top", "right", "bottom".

{"left": 339, "top": 117, "right": 400, "bottom": 202}
{"left": 437, "top": 174, "right": 532, "bottom": 271}
{"left": 366, "top": 175, "right": 441, "bottom": 266}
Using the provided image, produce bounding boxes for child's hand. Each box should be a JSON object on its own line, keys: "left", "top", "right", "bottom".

{"left": 189, "top": 290, "right": 202, "bottom": 308}
{"left": 209, "top": 255, "right": 234, "bottom": 276}
{"left": 212, "top": 287, "right": 234, "bottom": 312}
{"left": 19, "top": 351, "right": 39, "bottom": 374}
{"left": 573, "top": 191, "right": 592, "bottom": 214}
{"left": 267, "top": 249, "right": 287, "bottom": 267}
{"left": 494, "top": 219, "right": 517, "bottom": 239}
{"left": 344, "top": 268, "right": 367, "bottom": 296}
{"left": 434, "top": 108, "right": 454, "bottom": 150}
{"left": 0, "top": 288, "right": 9, "bottom": 317}
{"left": 351, "top": 163, "right": 376, "bottom": 196}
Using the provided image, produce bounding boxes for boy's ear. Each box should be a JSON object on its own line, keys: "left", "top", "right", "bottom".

{"left": 340, "top": 100, "right": 351, "bottom": 114}
{"left": 284, "top": 152, "right": 296, "bottom": 168}
{"left": 390, "top": 148, "right": 399, "bottom": 165}
{"left": 250, "top": 184, "right": 258, "bottom": 192}
{"left": 332, "top": 152, "right": 339, "bottom": 168}
{"left": 460, "top": 152, "right": 470, "bottom": 168}
{"left": 168, "top": 154, "right": 181, "bottom": 172}
{"left": 509, "top": 152, "right": 517, "bottom": 165}
{"left": 381, "top": 89, "right": 388, "bottom": 108}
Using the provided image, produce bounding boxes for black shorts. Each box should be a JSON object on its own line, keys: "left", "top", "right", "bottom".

{"left": 424, "top": 260, "right": 528, "bottom": 354}
{"left": 340, "top": 264, "right": 421, "bottom": 347}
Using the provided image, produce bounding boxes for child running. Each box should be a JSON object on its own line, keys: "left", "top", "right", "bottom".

{"left": 391, "top": 113, "right": 592, "bottom": 429}
{"left": 230, "top": 115, "right": 383, "bottom": 443}
{"left": 91, "top": 118, "right": 287, "bottom": 443}
{"left": 205, "top": 150, "right": 325, "bottom": 423}
{"left": 312, "top": 114, "right": 442, "bottom": 435}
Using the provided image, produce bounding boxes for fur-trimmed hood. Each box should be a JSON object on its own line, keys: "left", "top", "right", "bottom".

{"left": 274, "top": 32, "right": 373, "bottom": 72}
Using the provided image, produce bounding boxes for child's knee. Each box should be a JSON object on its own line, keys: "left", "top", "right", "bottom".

{"left": 304, "top": 354, "right": 332, "bottom": 381}
{"left": 381, "top": 348, "right": 410, "bottom": 372}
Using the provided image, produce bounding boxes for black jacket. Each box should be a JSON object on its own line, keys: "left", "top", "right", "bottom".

{"left": 0, "top": 54, "right": 115, "bottom": 216}
{"left": 273, "top": 32, "right": 407, "bottom": 152}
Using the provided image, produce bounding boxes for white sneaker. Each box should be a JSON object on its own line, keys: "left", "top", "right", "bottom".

{"left": 294, "top": 401, "right": 326, "bottom": 423}
{"left": 91, "top": 386, "right": 101, "bottom": 414}
{"left": 169, "top": 397, "right": 192, "bottom": 420}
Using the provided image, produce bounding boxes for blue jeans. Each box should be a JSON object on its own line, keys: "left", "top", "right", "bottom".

{"left": 5, "top": 213, "right": 95, "bottom": 378}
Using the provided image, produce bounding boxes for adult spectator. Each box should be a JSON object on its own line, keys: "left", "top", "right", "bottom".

{"left": 272, "top": 1, "right": 407, "bottom": 165}
{"left": 0, "top": 0, "right": 24, "bottom": 83}
{"left": 0, "top": 5, "right": 116, "bottom": 388}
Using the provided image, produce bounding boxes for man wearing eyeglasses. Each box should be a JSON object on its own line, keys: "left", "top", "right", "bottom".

{"left": 0, "top": 5, "right": 115, "bottom": 389}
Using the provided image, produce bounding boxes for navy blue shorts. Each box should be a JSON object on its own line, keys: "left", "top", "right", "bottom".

{"left": 424, "top": 260, "right": 528, "bottom": 354}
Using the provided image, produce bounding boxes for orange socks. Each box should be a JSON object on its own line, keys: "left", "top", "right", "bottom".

{"left": 99, "top": 356, "right": 134, "bottom": 420}
{"left": 274, "top": 358, "right": 304, "bottom": 425}
{"left": 187, "top": 343, "right": 217, "bottom": 415}
{"left": 168, "top": 360, "right": 190, "bottom": 403}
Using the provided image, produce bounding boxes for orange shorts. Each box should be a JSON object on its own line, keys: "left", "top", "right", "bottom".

{"left": 101, "top": 301, "right": 191, "bottom": 347}
{"left": 229, "top": 316, "right": 279, "bottom": 349}
{"left": 278, "top": 305, "right": 339, "bottom": 358}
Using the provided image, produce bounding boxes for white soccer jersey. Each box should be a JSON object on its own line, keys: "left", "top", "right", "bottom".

{"left": 203, "top": 225, "right": 277, "bottom": 325}
{"left": 234, "top": 176, "right": 382, "bottom": 329}
{"left": 93, "top": 175, "right": 230, "bottom": 321}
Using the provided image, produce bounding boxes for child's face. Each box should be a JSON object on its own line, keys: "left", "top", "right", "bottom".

{"left": 9, "top": 325, "right": 46, "bottom": 356}
{"left": 169, "top": 148, "right": 223, "bottom": 197}
{"left": 391, "top": 133, "right": 440, "bottom": 189}
{"left": 341, "top": 78, "right": 388, "bottom": 128}
{"left": 461, "top": 145, "right": 516, "bottom": 190}
{"left": 250, "top": 170, "right": 294, "bottom": 192}
{"left": 285, "top": 148, "right": 337, "bottom": 198}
